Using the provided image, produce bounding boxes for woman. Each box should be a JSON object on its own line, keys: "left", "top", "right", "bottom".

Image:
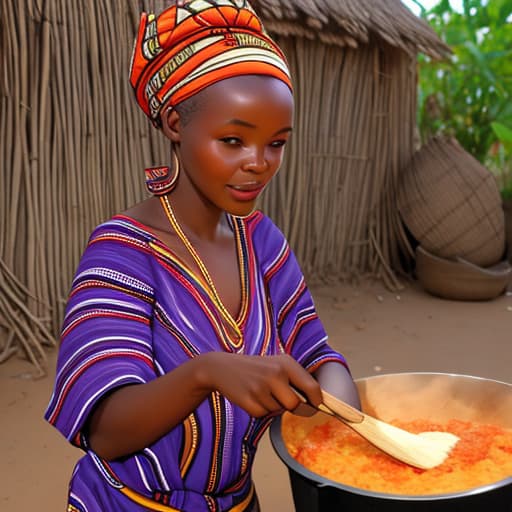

{"left": 45, "top": 1, "right": 360, "bottom": 510}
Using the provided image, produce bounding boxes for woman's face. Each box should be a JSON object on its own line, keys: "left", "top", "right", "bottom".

{"left": 166, "top": 75, "right": 294, "bottom": 217}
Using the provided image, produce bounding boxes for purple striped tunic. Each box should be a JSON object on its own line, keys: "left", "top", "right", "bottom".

{"left": 45, "top": 210, "right": 348, "bottom": 511}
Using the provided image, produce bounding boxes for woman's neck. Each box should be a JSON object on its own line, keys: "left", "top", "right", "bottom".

{"left": 168, "top": 179, "right": 227, "bottom": 243}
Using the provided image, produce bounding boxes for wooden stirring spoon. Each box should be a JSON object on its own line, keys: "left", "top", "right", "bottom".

{"left": 294, "top": 388, "right": 459, "bottom": 470}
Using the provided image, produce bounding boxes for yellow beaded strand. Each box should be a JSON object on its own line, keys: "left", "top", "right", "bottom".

{"left": 160, "top": 195, "right": 243, "bottom": 341}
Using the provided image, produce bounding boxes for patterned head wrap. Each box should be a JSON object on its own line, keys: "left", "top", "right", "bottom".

{"left": 129, "top": 0, "right": 292, "bottom": 126}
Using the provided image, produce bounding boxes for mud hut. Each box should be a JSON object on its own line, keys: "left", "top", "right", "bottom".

{"left": 0, "top": 0, "right": 449, "bottom": 371}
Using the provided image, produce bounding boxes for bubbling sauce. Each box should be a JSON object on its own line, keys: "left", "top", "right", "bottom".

{"left": 282, "top": 415, "right": 512, "bottom": 495}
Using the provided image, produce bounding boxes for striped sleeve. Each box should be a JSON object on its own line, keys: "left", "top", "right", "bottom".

{"left": 252, "top": 213, "right": 348, "bottom": 372}
{"left": 44, "top": 221, "right": 156, "bottom": 446}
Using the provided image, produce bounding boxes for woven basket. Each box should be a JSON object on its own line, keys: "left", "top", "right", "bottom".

{"left": 398, "top": 136, "right": 505, "bottom": 266}
{"left": 415, "top": 246, "right": 512, "bottom": 301}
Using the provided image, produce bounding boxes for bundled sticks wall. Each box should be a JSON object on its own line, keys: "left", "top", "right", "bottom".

{"left": 1, "top": 0, "right": 423, "bottom": 371}
{"left": 259, "top": 36, "right": 417, "bottom": 288}
{"left": 0, "top": 1, "right": 170, "bottom": 373}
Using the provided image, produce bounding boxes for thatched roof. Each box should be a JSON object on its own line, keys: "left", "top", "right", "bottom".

{"left": 252, "top": 0, "right": 451, "bottom": 58}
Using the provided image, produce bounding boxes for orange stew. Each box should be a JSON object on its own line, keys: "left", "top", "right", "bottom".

{"left": 282, "top": 415, "right": 512, "bottom": 495}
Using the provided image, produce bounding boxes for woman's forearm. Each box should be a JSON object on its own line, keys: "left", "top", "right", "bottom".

{"left": 314, "top": 361, "right": 361, "bottom": 410}
{"left": 87, "top": 355, "right": 213, "bottom": 460}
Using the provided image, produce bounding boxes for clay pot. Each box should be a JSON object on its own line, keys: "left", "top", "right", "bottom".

{"left": 414, "top": 246, "right": 511, "bottom": 301}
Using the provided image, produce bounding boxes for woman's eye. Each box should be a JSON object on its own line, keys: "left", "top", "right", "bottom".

{"left": 270, "top": 139, "right": 287, "bottom": 148}
{"left": 220, "top": 137, "right": 242, "bottom": 146}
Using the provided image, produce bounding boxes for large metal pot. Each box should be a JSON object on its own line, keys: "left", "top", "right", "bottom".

{"left": 270, "top": 373, "right": 512, "bottom": 512}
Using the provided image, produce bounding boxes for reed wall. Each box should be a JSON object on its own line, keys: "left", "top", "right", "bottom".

{"left": 0, "top": 0, "right": 416, "bottom": 371}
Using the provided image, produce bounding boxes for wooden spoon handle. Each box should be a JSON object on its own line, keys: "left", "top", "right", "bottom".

{"left": 321, "top": 389, "right": 365, "bottom": 424}
{"left": 292, "top": 387, "right": 364, "bottom": 424}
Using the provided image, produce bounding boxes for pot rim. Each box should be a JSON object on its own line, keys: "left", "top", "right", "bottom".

{"left": 357, "top": 371, "right": 512, "bottom": 388}
{"left": 269, "top": 371, "right": 512, "bottom": 501}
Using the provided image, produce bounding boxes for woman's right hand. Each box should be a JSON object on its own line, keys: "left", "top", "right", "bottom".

{"left": 86, "top": 352, "right": 319, "bottom": 460}
{"left": 196, "top": 352, "right": 322, "bottom": 417}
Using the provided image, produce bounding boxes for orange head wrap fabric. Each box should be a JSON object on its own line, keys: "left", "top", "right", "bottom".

{"left": 129, "top": 0, "right": 292, "bottom": 126}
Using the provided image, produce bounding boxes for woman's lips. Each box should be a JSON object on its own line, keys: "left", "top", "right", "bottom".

{"left": 226, "top": 183, "right": 265, "bottom": 201}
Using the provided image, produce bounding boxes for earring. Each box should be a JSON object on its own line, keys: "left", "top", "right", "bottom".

{"left": 144, "top": 146, "right": 180, "bottom": 196}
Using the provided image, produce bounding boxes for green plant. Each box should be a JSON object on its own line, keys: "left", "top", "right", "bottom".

{"left": 416, "top": 0, "right": 512, "bottom": 196}
{"left": 490, "top": 121, "right": 512, "bottom": 199}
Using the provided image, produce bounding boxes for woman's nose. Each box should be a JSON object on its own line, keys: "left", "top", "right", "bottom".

{"left": 241, "top": 146, "right": 268, "bottom": 173}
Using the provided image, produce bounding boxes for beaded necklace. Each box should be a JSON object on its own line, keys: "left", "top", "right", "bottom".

{"left": 160, "top": 195, "right": 243, "bottom": 342}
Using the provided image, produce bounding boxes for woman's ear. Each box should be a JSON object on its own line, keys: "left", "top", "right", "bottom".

{"left": 160, "top": 108, "right": 181, "bottom": 143}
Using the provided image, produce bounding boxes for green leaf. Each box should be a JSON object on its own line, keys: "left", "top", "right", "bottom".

{"left": 417, "top": 0, "right": 512, "bottom": 162}
{"left": 497, "top": 0, "right": 512, "bottom": 24}
{"left": 428, "top": 0, "right": 452, "bottom": 16}
{"left": 463, "top": 41, "right": 497, "bottom": 83}
{"left": 491, "top": 122, "right": 512, "bottom": 147}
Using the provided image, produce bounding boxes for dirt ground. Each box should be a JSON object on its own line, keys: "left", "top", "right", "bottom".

{"left": 1, "top": 279, "right": 511, "bottom": 511}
